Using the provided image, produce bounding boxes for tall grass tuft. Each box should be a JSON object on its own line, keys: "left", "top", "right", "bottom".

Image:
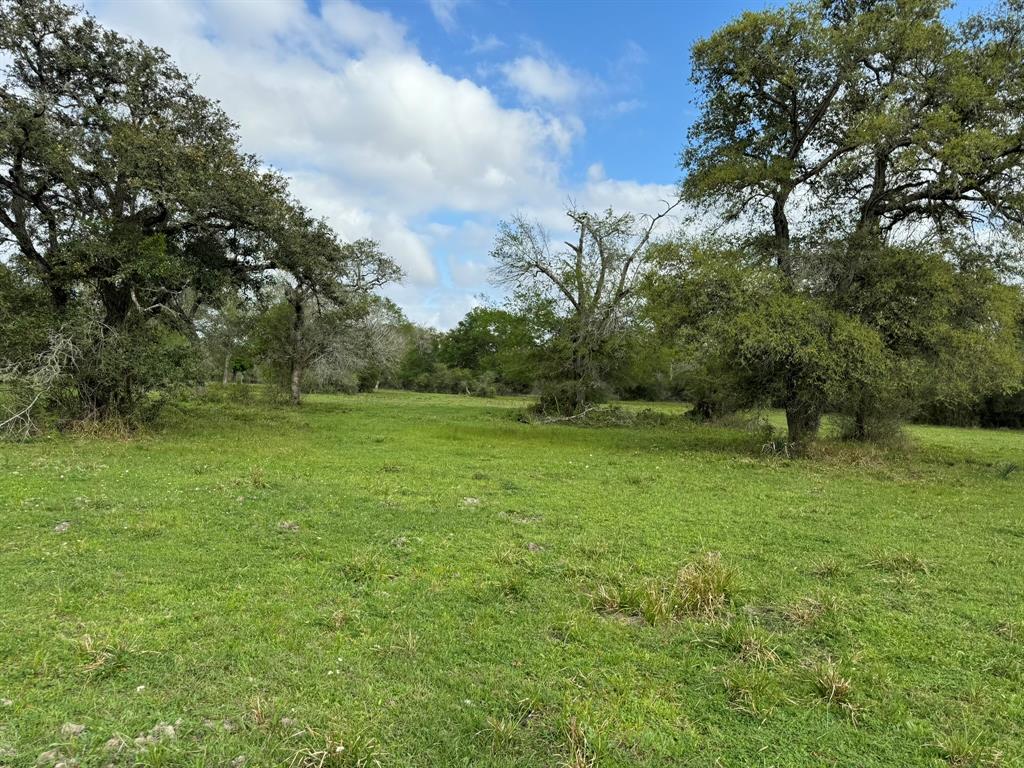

{"left": 593, "top": 552, "right": 738, "bottom": 625}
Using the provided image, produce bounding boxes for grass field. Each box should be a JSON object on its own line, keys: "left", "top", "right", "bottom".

{"left": 1, "top": 390, "right": 1022, "bottom": 767}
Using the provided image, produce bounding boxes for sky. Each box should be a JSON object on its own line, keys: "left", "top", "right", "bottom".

{"left": 83, "top": 0, "right": 988, "bottom": 328}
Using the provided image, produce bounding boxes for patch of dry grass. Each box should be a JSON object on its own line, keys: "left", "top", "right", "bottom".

{"left": 592, "top": 552, "right": 738, "bottom": 625}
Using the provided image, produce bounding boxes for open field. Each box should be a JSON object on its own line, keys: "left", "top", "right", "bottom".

{"left": 1, "top": 391, "right": 1022, "bottom": 767}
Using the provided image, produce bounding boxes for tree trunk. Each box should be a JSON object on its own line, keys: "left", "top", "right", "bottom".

{"left": 290, "top": 364, "right": 302, "bottom": 405}
{"left": 222, "top": 351, "right": 232, "bottom": 385}
{"left": 288, "top": 293, "right": 305, "bottom": 406}
{"left": 772, "top": 190, "right": 793, "bottom": 284}
{"left": 852, "top": 405, "right": 869, "bottom": 441}
{"left": 785, "top": 404, "right": 821, "bottom": 456}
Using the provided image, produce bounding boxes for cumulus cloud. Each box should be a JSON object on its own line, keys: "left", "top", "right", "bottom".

{"left": 500, "top": 55, "right": 587, "bottom": 105}
{"left": 82, "top": 0, "right": 675, "bottom": 327}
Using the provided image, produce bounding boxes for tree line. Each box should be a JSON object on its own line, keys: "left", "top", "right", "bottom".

{"left": 3, "top": 0, "right": 1023, "bottom": 453}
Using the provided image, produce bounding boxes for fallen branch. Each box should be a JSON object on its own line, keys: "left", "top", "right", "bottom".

{"left": 534, "top": 405, "right": 601, "bottom": 424}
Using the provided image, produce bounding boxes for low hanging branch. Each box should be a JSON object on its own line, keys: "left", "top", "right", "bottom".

{"left": 0, "top": 331, "right": 78, "bottom": 439}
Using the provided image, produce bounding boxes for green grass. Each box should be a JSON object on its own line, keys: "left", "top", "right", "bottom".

{"left": 1, "top": 390, "right": 1022, "bottom": 767}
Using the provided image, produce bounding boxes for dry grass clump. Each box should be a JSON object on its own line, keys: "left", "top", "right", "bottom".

{"left": 593, "top": 552, "right": 738, "bottom": 625}
{"left": 931, "top": 729, "right": 1004, "bottom": 767}
{"left": 812, "top": 658, "right": 859, "bottom": 722}
{"left": 869, "top": 550, "right": 929, "bottom": 575}
{"left": 722, "top": 667, "right": 776, "bottom": 719}
{"left": 559, "top": 717, "right": 596, "bottom": 768}
{"left": 288, "top": 730, "right": 382, "bottom": 768}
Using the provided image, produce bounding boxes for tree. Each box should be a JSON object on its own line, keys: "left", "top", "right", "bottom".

{"left": 490, "top": 204, "right": 678, "bottom": 415}
{"left": 350, "top": 298, "right": 410, "bottom": 392}
{"left": 681, "top": 0, "right": 1024, "bottom": 449}
{"left": 257, "top": 207, "right": 401, "bottom": 405}
{"left": 196, "top": 290, "right": 258, "bottom": 385}
{"left": 0, "top": 0, "right": 287, "bottom": 419}
{"left": 302, "top": 297, "right": 409, "bottom": 393}
{"left": 439, "top": 307, "right": 537, "bottom": 393}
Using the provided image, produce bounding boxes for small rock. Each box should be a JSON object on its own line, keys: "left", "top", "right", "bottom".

{"left": 230, "top": 755, "right": 247, "bottom": 768}
{"left": 36, "top": 749, "right": 61, "bottom": 766}
{"left": 462, "top": 497, "right": 480, "bottom": 506}
{"left": 152, "top": 724, "right": 175, "bottom": 740}
{"left": 135, "top": 685, "right": 145, "bottom": 693}
{"left": 54, "top": 522, "right": 71, "bottom": 534}
{"left": 1, "top": 698, "right": 11, "bottom": 707}
{"left": 277, "top": 521, "right": 300, "bottom": 532}
{"left": 134, "top": 722, "right": 176, "bottom": 747}
{"left": 390, "top": 536, "right": 408, "bottom": 548}
{"left": 60, "top": 723, "right": 86, "bottom": 738}
{"left": 102, "top": 737, "right": 124, "bottom": 753}
{"left": 526, "top": 542, "right": 544, "bottom": 552}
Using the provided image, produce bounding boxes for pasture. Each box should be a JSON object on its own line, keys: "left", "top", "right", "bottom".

{"left": 1, "top": 391, "right": 1022, "bottom": 767}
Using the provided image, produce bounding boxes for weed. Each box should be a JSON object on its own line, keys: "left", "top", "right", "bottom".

{"left": 340, "top": 552, "right": 390, "bottom": 583}
{"left": 869, "top": 551, "right": 929, "bottom": 575}
{"left": 994, "top": 621, "right": 1016, "bottom": 641}
{"left": 76, "top": 635, "right": 137, "bottom": 678}
{"left": 782, "top": 596, "right": 836, "bottom": 628}
{"left": 673, "top": 552, "right": 738, "bottom": 619}
{"left": 593, "top": 552, "right": 738, "bottom": 624}
{"left": 995, "top": 462, "right": 1019, "bottom": 480}
{"left": 810, "top": 557, "right": 846, "bottom": 579}
{"left": 482, "top": 714, "right": 521, "bottom": 749}
{"left": 719, "top": 622, "right": 781, "bottom": 666}
{"left": 289, "top": 731, "right": 383, "bottom": 768}
{"left": 931, "top": 729, "right": 1003, "bottom": 767}
{"left": 560, "top": 717, "right": 596, "bottom": 768}
{"left": 812, "top": 658, "right": 858, "bottom": 721}
{"left": 249, "top": 465, "right": 269, "bottom": 489}
{"left": 722, "top": 667, "right": 775, "bottom": 718}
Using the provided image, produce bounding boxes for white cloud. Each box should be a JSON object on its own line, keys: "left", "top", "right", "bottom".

{"left": 427, "top": 0, "right": 461, "bottom": 33}
{"left": 82, "top": 0, "right": 674, "bottom": 328}
{"left": 500, "top": 55, "right": 585, "bottom": 105}
{"left": 468, "top": 34, "right": 504, "bottom": 55}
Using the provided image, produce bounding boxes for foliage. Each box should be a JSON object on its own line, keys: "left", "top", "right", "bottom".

{"left": 675, "top": 0, "right": 1024, "bottom": 448}
{"left": 0, "top": 0, "right": 399, "bottom": 421}
{"left": 439, "top": 307, "right": 538, "bottom": 393}
{"left": 490, "top": 205, "right": 678, "bottom": 415}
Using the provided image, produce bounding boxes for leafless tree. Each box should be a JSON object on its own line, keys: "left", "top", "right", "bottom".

{"left": 491, "top": 201, "right": 680, "bottom": 414}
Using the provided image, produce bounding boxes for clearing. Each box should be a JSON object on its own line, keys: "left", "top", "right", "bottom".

{"left": 1, "top": 391, "right": 1022, "bottom": 766}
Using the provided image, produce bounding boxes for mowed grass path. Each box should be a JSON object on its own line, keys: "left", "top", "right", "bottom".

{"left": 1, "top": 391, "right": 1022, "bottom": 767}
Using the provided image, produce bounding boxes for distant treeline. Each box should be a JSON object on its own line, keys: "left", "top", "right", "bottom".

{"left": 3, "top": 0, "right": 1023, "bottom": 450}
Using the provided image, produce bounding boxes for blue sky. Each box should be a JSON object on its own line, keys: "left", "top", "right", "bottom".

{"left": 85, "top": 0, "right": 988, "bottom": 327}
